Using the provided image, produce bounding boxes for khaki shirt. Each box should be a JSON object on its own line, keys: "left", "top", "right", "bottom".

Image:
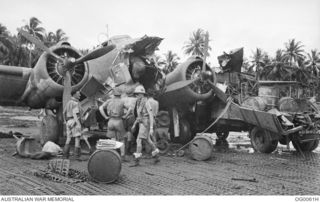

{"left": 103, "top": 97, "right": 125, "bottom": 118}
{"left": 123, "top": 97, "right": 137, "bottom": 115}
{"left": 65, "top": 98, "right": 80, "bottom": 119}
{"left": 136, "top": 97, "right": 153, "bottom": 118}
{"left": 148, "top": 97, "right": 159, "bottom": 118}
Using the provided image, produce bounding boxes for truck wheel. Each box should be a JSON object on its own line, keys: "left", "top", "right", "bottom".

{"left": 250, "top": 127, "right": 278, "bottom": 153}
{"left": 40, "top": 115, "right": 59, "bottom": 144}
{"left": 216, "top": 131, "right": 229, "bottom": 140}
{"left": 292, "top": 139, "right": 319, "bottom": 152}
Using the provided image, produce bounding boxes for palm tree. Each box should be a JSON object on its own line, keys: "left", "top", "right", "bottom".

{"left": 305, "top": 49, "right": 320, "bottom": 77}
{"left": 20, "top": 17, "right": 45, "bottom": 67}
{"left": 152, "top": 54, "right": 166, "bottom": 70}
{"left": 163, "top": 50, "right": 180, "bottom": 74}
{"left": 1, "top": 34, "right": 29, "bottom": 66}
{"left": 22, "top": 17, "right": 45, "bottom": 41}
{"left": 183, "top": 28, "right": 212, "bottom": 57}
{"left": 44, "top": 32, "right": 55, "bottom": 47}
{"left": 250, "top": 48, "right": 267, "bottom": 80}
{"left": 46, "top": 29, "right": 69, "bottom": 45}
{"left": 0, "top": 24, "right": 11, "bottom": 62}
{"left": 263, "top": 49, "right": 293, "bottom": 81}
{"left": 54, "top": 29, "right": 68, "bottom": 42}
{"left": 283, "top": 39, "right": 305, "bottom": 67}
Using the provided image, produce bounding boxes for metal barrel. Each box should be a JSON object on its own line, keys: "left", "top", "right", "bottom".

{"left": 242, "top": 96, "right": 266, "bottom": 111}
{"left": 258, "top": 86, "right": 280, "bottom": 108}
{"left": 278, "top": 97, "right": 299, "bottom": 112}
{"left": 189, "top": 135, "right": 213, "bottom": 161}
{"left": 87, "top": 149, "right": 121, "bottom": 183}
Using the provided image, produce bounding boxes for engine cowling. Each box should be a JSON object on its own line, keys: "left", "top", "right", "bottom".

{"left": 25, "top": 44, "right": 89, "bottom": 109}
{"left": 159, "top": 56, "right": 215, "bottom": 109}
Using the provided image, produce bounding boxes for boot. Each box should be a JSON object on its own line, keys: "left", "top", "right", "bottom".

{"left": 63, "top": 144, "right": 70, "bottom": 159}
{"left": 152, "top": 148, "right": 160, "bottom": 164}
{"left": 75, "top": 147, "right": 82, "bottom": 161}
{"left": 121, "top": 155, "right": 129, "bottom": 163}
{"left": 129, "top": 157, "right": 140, "bottom": 167}
{"left": 153, "top": 154, "right": 160, "bottom": 164}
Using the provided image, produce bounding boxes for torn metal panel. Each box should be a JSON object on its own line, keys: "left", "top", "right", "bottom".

{"left": 123, "top": 35, "right": 163, "bottom": 56}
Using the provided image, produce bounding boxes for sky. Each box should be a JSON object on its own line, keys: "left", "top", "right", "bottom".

{"left": 1, "top": 0, "right": 320, "bottom": 66}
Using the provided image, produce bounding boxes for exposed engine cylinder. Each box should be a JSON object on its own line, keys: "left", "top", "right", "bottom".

{"left": 160, "top": 57, "right": 215, "bottom": 107}
{"left": 26, "top": 45, "right": 89, "bottom": 108}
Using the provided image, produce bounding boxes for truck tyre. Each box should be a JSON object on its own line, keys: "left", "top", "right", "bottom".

{"left": 250, "top": 127, "right": 278, "bottom": 153}
{"left": 40, "top": 115, "right": 59, "bottom": 144}
{"left": 292, "top": 139, "right": 319, "bottom": 152}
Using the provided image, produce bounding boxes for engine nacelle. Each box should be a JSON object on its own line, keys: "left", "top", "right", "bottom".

{"left": 25, "top": 44, "right": 89, "bottom": 109}
{"left": 159, "top": 57, "right": 215, "bottom": 109}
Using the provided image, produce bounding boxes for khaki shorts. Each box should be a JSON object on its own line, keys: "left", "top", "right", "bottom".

{"left": 66, "top": 119, "right": 81, "bottom": 138}
{"left": 137, "top": 118, "right": 150, "bottom": 140}
{"left": 107, "top": 118, "right": 126, "bottom": 141}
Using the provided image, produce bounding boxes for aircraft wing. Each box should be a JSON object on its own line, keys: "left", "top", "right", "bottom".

{"left": 0, "top": 65, "right": 31, "bottom": 105}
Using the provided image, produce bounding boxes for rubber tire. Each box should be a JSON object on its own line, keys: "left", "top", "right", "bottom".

{"left": 156, "top": 139, "right": 170, "bottom": 154}
{"left": 292, "top": 139, "right": 319, "bottom": 152}
{"left": 40, "top": 115, "right": 59, "bottom": 144}
{"left": 250, "top": 127, "right": 278, "bottom": 153}
{"left": 216, "top": 131, "right": 229, "bottom": 140}
{"left": 178, "top": 119, "right": 193, "bottom": 145}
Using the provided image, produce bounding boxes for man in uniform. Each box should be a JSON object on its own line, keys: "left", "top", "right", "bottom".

{"left": 130, "top": 85, "right": 160, "bottom": 167}
{"left": 100, "top": 89, "right": 127, "bottom": 161}
{"left": 122, "top": 93, "right": 137, "bottom": 155}
{"left": 146, "top": 89, "right": 159, "bottom": 142}
{"left": 63, "top": 91, "right": 82, "bottom": 160}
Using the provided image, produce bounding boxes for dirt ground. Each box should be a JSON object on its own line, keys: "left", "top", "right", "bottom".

{"left": 0, "top": 106, "right": 320, "bottom": 195}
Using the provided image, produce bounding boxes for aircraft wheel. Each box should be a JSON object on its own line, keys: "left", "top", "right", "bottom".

{"left": 216, "top": 131, "right": 229, "bottom": 140}
{"left": 156, "top": 139, "right": 170, "bottom": 154}
{"left": 40, "top": 115, "right": 59, "bottom": 144}
{"left": 250, "top": 127, "right": 278, "bottom": 153}
{"left": 178, "top": 119, "right": 193, "bottom": 145}
{"left": 292, "top": 139, "right": 319, "bottom": 152}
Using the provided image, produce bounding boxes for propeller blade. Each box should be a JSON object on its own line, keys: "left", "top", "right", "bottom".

{"left": 206, "top": 80, "right": 228, "bottom": 103}
{"left": 19, "top": 30, "right": 64, "bottom": 63}
{"left": 62, "top": 71, "right": 72, "bottom": 120}
{"left": 202, "top": 31, "right": 209, "bottom": 72}
{"left": 164, "top": 78, "right": 199, "bottom": 93}
{"left": 74, "top": 45, "right": 116, "bottom": 64}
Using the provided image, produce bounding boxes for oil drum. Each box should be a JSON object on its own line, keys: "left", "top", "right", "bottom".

{"left": 189, "top": 135, "right": 213, "bottom": 161}
{"left": 241, "top": 96, "right": 266, "bottom": 111}
{"left": 87, "top": 149, "right": 121, "bottom": 183}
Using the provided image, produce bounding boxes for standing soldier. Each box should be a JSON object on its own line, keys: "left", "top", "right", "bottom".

{"left": 63, "top": 91, "right": 82, "bottom": 160}
{"left": 146, "top": 89, "right": 159, "bottom": 142}
{"left": 122, "top": 94, "right": 137, "bottom": 155}
{"left": 130, "top": 85, "right": 160, "bottom": 167}
{"left": 100, "top": 89, "right": 127, "bottom": 161}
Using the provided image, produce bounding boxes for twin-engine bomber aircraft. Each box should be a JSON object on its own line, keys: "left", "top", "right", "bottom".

{"left": 0, "top": 31, "right": 216, "bottom": 144}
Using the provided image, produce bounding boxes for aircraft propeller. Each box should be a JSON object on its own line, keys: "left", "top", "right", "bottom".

{"left": 164, "top": 31, "right": 214, "bottom": 93}
{"left": 19, "top": 30, "right": 116, "bottom": 116}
